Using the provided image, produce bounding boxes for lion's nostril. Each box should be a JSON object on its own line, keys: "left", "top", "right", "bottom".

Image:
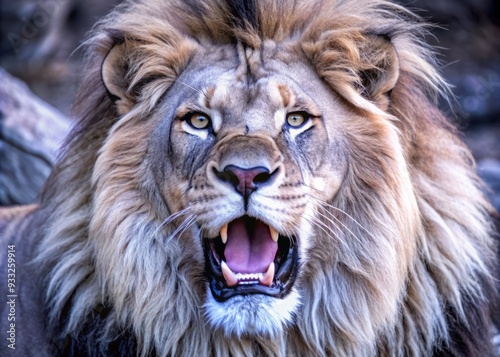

{"left": 253, "top": 171, "right": 271, "bottom": 184}
{"left": 213, "top": 167, "right": 240, "bottom": 187}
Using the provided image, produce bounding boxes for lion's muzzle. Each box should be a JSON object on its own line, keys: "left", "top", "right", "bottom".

{"left": 196, "top": 134, "right": 300, "bottom": 302}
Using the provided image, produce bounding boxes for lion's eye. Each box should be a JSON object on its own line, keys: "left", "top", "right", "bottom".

{"left": 286, "top": 112, "right": 309, "bottom": 128}
{"left": 186, "top": 112, "right": 211, "bottom": 130}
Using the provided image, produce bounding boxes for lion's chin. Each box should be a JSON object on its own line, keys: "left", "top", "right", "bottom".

{"left": 205, "top": 288, "right": 301, "bottom": 337}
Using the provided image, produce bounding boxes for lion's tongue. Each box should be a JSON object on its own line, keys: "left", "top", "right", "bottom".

{"left": 224, "top": 217, "right": 277, "bottom": 274}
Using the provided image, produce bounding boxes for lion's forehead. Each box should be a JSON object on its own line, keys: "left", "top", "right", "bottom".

{"left": 209, "top": 80, "right": 293, "bottom": 134}
{"left": 175, "top": 44, "right": 331, "bottom": 133}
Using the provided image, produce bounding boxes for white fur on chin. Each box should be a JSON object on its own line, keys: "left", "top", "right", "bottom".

{"left": 204, "top": 286, "right": 301, "bottom": 338}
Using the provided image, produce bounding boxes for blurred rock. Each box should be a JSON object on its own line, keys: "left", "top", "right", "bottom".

{"left": 478, "top": 159, "right": 500, "bottom": 213}
{"left": 463, "top": 125, "right": 500, "bottom": 162}
{"left": 0, "top": 0, "right": 121, "bottom": 114}
{"left": 0, "top": 68, "right": 70, "bottom": 205}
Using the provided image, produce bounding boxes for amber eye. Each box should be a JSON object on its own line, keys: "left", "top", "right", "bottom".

{"left": 286, "top": 112, "right": 309, "bottom": 128}
{"left": 186, "top": 112, "right": 211, "bottom": 130}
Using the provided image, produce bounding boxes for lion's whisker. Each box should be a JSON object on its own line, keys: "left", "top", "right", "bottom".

{"left": 314, "top": 206, "right": 363, "bottom": 244}
{"left": 167, "top": 215, "right": 197, "bottom": 243}
{"left": 151, "top": 207, "right": 192, "bottom": 239}
{"left": 301, "top": 212, "right": 347, "bottom": 246}
{"left": 304, "top": 193, "right": 397, "bottom": 238}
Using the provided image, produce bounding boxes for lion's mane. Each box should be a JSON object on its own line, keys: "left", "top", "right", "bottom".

{"left": 28, "top": 0, "right": 498, "bottom": 356}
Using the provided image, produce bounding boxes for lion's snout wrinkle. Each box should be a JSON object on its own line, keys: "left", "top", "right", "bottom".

{"left": 216, "top": 134, "right": 282, "bottom": 170}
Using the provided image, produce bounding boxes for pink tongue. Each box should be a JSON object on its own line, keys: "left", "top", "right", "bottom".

{"left": 224, "top": 217, "right": 278, "bottom": 274}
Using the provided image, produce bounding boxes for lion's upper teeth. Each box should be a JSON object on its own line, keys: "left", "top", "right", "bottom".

{"left": 269, "top": 226, "right": 279, "bottom": 242}
{"left": 220, "top": 224, "right": 228, "bottom": 244}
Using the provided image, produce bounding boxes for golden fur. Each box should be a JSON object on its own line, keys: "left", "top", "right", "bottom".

{"left": 0, "top": 0, "right": 498, "bottom": 356}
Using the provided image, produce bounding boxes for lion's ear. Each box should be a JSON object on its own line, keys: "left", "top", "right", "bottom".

{"left": 359, "top": 35, "right": 399, "bottom": 111}
{"left": 102, "top": 42, "right": 134, "bottom": 115}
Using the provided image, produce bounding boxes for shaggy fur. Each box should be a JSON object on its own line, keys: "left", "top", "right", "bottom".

{"left": 0, "top": 0, "right": 498, "bottom": 356}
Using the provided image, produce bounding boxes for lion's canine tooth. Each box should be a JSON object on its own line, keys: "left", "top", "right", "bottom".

{"left": 259, "top": 262, "right": 275, "bottom": 287}
{"left": 221, "top": 261, "right": 238, "bottom": 287}
{"left": 220, "top": 224, "right": 228, "bottom": 244}
{"left": 269, "top": 226, "right": 279, "bottom": 242}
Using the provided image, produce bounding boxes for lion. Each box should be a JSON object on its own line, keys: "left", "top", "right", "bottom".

{"left": 1, "top": 0, "right": 499, "bottom": 355}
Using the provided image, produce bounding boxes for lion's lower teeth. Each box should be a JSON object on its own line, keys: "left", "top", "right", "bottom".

{"left": 221, "top": 261, "right": 275, "bottom": 287}
{"left": 236, "top": 273, "right": 263, "bottom": 281}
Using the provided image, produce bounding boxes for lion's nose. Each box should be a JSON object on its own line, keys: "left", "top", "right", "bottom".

{"left": 215, "top": 165, "right": 272, "bottom": 198}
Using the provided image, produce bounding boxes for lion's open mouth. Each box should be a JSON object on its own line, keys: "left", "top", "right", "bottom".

{"left": 204, "top": 216, "right": 299, "bottom": 302}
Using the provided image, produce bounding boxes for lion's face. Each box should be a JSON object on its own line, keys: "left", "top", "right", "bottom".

{"left": 88, "top": 2, "right": 421, "bottom": 343}
{"left": 148, "top": 43, "right": 349, "bottom": 336}
{"left": 93, "top": 27, "right": 414, "bottom": 340}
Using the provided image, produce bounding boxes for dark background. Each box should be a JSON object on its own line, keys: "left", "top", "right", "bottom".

{"left": 0, "top": 0, "right": 499, "bottom": 209}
